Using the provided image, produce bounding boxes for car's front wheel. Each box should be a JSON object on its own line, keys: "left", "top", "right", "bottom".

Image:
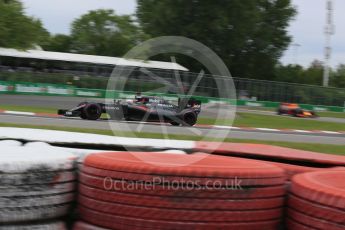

{"left": 83, "top": 103, "right": 102, "bottom": 120}
{"left": 182, "top": 112, "right": 197, "bottom": 126}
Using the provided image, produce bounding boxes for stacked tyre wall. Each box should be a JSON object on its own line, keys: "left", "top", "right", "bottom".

{"left": 0, "top": 130, "right": 345, "bottom": 229}
{"left": 0, "top": 141, "right": 77, "bottom": 230}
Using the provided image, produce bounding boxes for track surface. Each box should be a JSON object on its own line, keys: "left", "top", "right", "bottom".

{"left": 1, "top": 95, "right": 344, "bottom": 123}
{"left": 0, "top": 113, "right": 344, "bottom": 145}
{"left": 1, "top": 94, "right": 344, "bottom": 144}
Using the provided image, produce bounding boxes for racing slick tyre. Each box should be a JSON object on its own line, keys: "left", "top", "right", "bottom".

{"left": 181, "top": 112, "right": 197, "bottom": 126}
{"left": 83, "top": 103, "right": 102, "bottom": 120}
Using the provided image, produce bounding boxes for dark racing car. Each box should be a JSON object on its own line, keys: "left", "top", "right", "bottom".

{"left": 58, "top": 95, "right": 201, "bottom": 126}
{"left": 277, "top": 103, "right": 317, "bottom": 118}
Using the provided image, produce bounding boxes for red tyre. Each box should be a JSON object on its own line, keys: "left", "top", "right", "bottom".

{"left": 288, "top": 195, "right": 345, "bottom": 224}
{"left": 79, "top": 206, "right": 281, "bottom": 230}
{"left": 290, "top": 171, "right": 345, "bottom": 209}
{"left": 79, "top": 195, "right": 283, "bottom": 222}
{"left": 288, "top": 209, "right": 344, "bottom": 230}
{"left": 79, "top": 184, "right": 284, "bottom": 210}
{"left": 79, "top": 172, "right": 286, "bottom": 199}
{"left": 194, "top": 142, "right": 345, "bottom": 166}
{"left": 83, "top": 152, "right": 285, "bottom": 183}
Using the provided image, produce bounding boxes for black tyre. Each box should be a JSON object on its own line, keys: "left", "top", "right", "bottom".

{"left": 182, "top": 112, "right": 197, "bottom": 126}
{"left": 80, "top": 112, "right": 87, "bottom": 120}
{"left": 83, "top": 103, "right": 102, "bottom": 120}
{"left": 293, "top": 109, "right": 302, "bottom": 117}
{"left": 78, "top": 102, "right": 88, "bottom": 119}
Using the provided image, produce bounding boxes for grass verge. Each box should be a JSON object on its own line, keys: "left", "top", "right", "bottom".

{"left": 239, "top": 107, "right": 345, "bottom": 119}
{"left": 199, "top": 112, "right": 345, "bottom": 131}
{"left": 0, "top": 123, "right": 344, "bottom": 155}
{"left": 0, "top": 104, "right": 57, "bottom": 114}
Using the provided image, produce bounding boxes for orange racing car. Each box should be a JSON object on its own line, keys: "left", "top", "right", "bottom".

{"left": 277, "top": 103, "right": 317, "bottom": 118}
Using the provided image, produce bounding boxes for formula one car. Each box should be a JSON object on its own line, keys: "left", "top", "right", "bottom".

{"left": 277, "top": 103, "right": 317, "bottom": 118}
{"left": 58, "top": 96, "right": 201, "bottom": 126}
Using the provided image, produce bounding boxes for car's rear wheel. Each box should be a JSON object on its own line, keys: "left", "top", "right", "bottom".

{"left": 182, "top": 112, "right": 197, "bottom": 126}
{"left": 83, "top": 103, "right": 102, "bottom": 120}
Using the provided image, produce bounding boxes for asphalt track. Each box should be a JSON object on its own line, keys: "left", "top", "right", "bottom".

{"left": 1, "top": 95, "right": 344, "bottom": 123}
{"left": 0, "top": 113, "right": 344, "bottom": 145}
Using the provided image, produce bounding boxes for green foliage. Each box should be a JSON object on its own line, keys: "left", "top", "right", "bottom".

{"left": 0, "top": 0, "right": 49, "bottom": 49}
{"left": 275, "top": 60, "right": 345, "bottom": 89}
{"left": 70, "top": 9, "right": 147, "bottom": 56}
{"left": 41, "top": 34, "right": 73, "bottom": 53}
{"left": 137, "top": 0, "right": 296, "bottom": 79}
{"left": 330, "top": 64, "right": 345, "bottom": 88}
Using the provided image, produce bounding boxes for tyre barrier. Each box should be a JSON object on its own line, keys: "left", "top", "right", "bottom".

{"left": 0, "top": 140, "right": 22, "bottom": 147}
{"left": 195, "top": 142, "right": 345, "bottom": 166}
{"left": 2, "top": 128, "right": 345, "bottom": 229}
{"left": 268, "top": 162, "right": 321, "bottom": 181}
{"left": 1, "top": 221, "right": 67, "bottom": 230}
{"left": 0, "top": 145, "right": 77, "bottom": 228}
{"left": 194, "top": 142, "right": 345, "bottom": 181}
{"left": 287, "top": 170, "right": 345, "bottom": 230}
{"left": 76, "top": 151, "right": 287, "bottom": 229}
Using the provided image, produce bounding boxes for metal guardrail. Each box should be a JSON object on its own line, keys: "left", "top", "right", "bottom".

{"left": 0, "top": 80, "right": 344, "bottom": 113}
{"left": 0, "top": 66, "right": 344, "bottom": 107}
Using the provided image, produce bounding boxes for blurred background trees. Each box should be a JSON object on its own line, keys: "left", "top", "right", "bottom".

{"left": 68, "top": 9, "right": 146, "bottom": 56}
{"left": 0, "top": 0, "right": 49, "bottom": 49}
{"left": 136, "top": 0, "right": 296, "bottom": 80}
{"left": 0, "top": 0, "right": 343, "bottom": 88}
